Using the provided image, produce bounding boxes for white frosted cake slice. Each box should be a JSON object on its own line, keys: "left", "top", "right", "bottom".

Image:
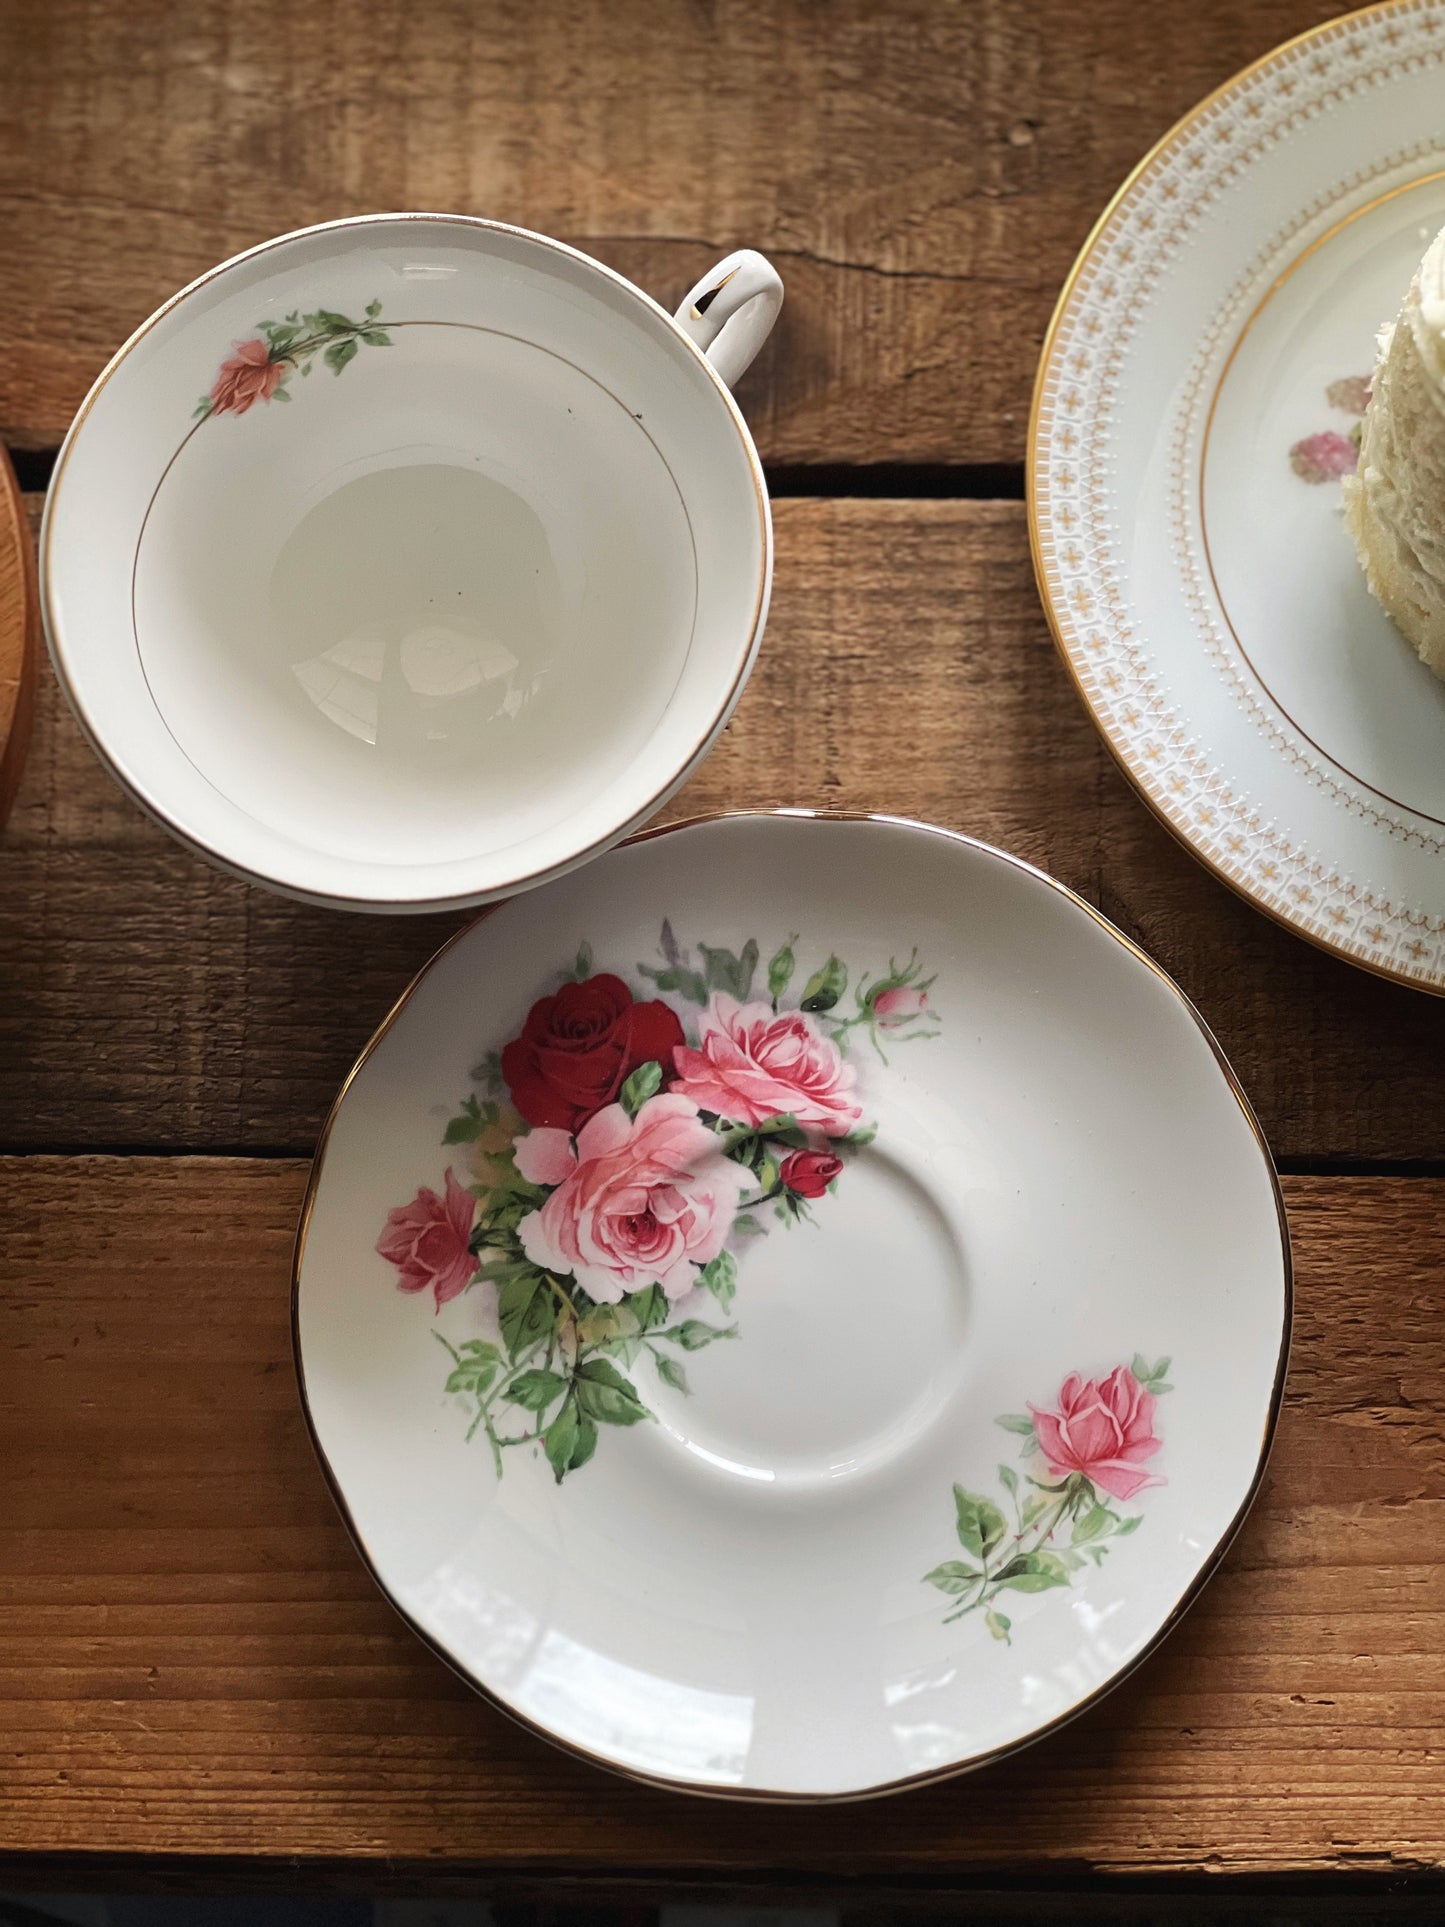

{"left": 1345, "top": 223, "right": 1445, "bottom": 681}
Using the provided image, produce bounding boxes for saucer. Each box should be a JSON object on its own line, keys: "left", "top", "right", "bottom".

{"left": 293, "top": 812, "right": 1290, "bottom": 1799}
{"left": 1030, "top": 0, "right": 1445, "bottom": 990}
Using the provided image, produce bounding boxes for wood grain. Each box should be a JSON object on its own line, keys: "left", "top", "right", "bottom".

{"left": 0, "top": 1156, "right": 1440, "bottom": 1880}
{"left": 5, "top": 494, "right": 1444, "bottom": 1161}
{"left": 0, "top": 447, "right": 37, "bottom": 827}
{"left": 0, "top": 0, "right": 1349, "bottom": 461}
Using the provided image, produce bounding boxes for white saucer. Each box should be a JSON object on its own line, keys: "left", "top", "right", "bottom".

{"left": 293, "top": 813, "right": 1290, "bottom": 1799}
{"left": 1030, "top": 0, "right": 1445, "bottom": 991}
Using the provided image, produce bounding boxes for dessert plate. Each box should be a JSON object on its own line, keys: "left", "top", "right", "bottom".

{"left": 293, "top": 813, "right": 1290, "bottom": 1800}
{"left": 1030, "top": 0, "right": 1445, "bottom": 990}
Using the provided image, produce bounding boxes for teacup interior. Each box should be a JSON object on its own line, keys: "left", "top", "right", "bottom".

{"left": 45, "top": 219, "right": 766, "bottom": 904}
{"left": 137, "top": 328, "right": 697, "bottom": 865}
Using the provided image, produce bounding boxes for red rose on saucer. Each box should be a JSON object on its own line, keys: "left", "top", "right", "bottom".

{"left": 779, "top": 1149, "right": 843, "bottom": 1199}
{"left": 502, "top": 973, "right": 684, "bottom": 1133}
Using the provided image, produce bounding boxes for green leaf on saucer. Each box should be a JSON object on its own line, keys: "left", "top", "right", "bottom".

{"left": 697, "top": 1249, "right": 736, "bottom": 1309}
{"left": 568, "top": 1416, "right": 599, "bottom": 1473}
{"left": 800, "top": 954, "right": 847, "bottom": 1012}
{"left": 543, "top": 1399, "right": 579, "bottom": 1482}
{"left": 629, "top": 1284, "right": 670, "bottom": 1331}
{"left": 508, "top": 1368, "right": 568, "bottom": 1413}
{"left": 619, "top": 1059, "right": 663, "bottom": 1116}
{"left": 923, "top": 1560, "right": 981, "bottom": 1595}
{"left": 659, "top": 1319, "right": 736, "bottom": 1351}
{"left": 766, "top": 938, "right": 796, "bottom": 1001}
{"left": 1131, "top": 1352, "right": 1173, "bottom": 1394}
{"left": 995, "top": 1550, "right": 1072, "bottom": 1593}
{"left": 655, "top": 1354, "right": 689, "bottom": 1395}
{"left": 698, "top": 938, "right": 758, "bottom": 1001}
{"left": 953, "top": 1485, "right": 1007, "bottom": 1561}
{"left": 1071, "top": 1503, "right": 1113, "bottom": 1545}
{"left": 498, "top": 1270, "right": 554, "bottom": 1360}
{"left": 639, "top": 959, "right": 709, "bottom": 1005}
{"left": 436, "top": 1334, "right": 503, "bottom": 1399}
{"left": 577, "top": 1302, "right": 639, "bottom": 1345}
{"left": 574, "top": 1357, "right": 650, "bottom": 1427}
{"left": 444, "top": 1093, "right": 499, "bottom": 1144}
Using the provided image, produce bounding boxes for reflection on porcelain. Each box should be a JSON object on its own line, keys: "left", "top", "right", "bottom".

{"left": 41, "top": 219, "right": 782, "bottom": 911}
{"left": 294, "top": 813, "right": 1291, "bottom": 1800}
{"left": 513, "top": 1629, "right": 753, "bottom": 1785}
{"left": 274, "top": 466, "right": 551, "bottom": 759}
{"left": 412, "top": 1563, "right": 542, "bottom": 1683}
{"left": 1031, "top": 1, "right": 1445, "bottom": 991}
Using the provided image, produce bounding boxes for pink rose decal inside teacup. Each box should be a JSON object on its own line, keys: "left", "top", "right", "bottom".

{"left": 194, "top": 302, "right": 394, "bottom": 421}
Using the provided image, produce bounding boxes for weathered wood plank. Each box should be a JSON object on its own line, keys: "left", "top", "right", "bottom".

{"left": 0, "top": 1157, "right": 1439, "bottom": 1877}
{"left": 4, "top": 495, "right": 1443, "bottom": 1160}
{"left": 0, "top": 0, "right": 1348, "bottom": 460}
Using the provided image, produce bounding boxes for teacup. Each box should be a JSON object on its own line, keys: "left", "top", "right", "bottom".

{"left": 42, "top": 215, "right": 782, "bottom": 911}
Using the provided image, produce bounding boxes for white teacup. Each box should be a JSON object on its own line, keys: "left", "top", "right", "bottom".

{"left": 42, "top": 215, "right": 782, "bottom": 911}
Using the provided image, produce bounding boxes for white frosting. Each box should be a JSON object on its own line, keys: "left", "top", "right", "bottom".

{"left": 1344, "top": 222, "right": 1445, "bottom": 680}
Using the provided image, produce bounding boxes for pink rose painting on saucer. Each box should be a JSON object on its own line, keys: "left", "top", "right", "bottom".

{"left": 924, "top": 1357, "right": 1173, "bottom": 1646}
{"left": 376, "top": 923, "right": 940, "bottom": 1483}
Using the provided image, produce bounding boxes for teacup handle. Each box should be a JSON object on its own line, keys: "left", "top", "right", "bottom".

{"left": 673, "top": 249, "right": 783, "bottom": 389}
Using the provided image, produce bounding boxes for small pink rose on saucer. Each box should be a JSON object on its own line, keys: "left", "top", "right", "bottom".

{"left": 1029, "top": 1364, "right": 1164, "bottom": 1501}
{"left": 671, "top": 993, "right": 861, "bottom": 1135}
{"left": 376, "top": 1169, "right": 476, "bottom": 1310}
{"left": 872, "top": 985, "right": 929, "bottom": 1028}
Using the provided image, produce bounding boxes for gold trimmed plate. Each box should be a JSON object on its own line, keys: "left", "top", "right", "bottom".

{"left": 293, "top": 811, "right": 1289, "bottom": 1800}
{"left": 1030, "top": 0, "right": 1445, "bottom": 992}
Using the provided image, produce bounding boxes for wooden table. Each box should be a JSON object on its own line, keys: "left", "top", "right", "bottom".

{"left": 3, "top": 0, "right": 1444, "bottom": 1904}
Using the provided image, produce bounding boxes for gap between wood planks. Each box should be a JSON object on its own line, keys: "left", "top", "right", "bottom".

{"left": 10, "top": 436, "right": 1439, "bottom": 1182}
{"left": 6, "top": 446, "right": 1028, "bottom": 501}
{"left": 2, "top": 1146, "right": 1442, "bottom": 1177}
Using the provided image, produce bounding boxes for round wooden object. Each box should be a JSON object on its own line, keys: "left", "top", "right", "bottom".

{"left": 0, "top": 446, "right": 38, "bottom": 828}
